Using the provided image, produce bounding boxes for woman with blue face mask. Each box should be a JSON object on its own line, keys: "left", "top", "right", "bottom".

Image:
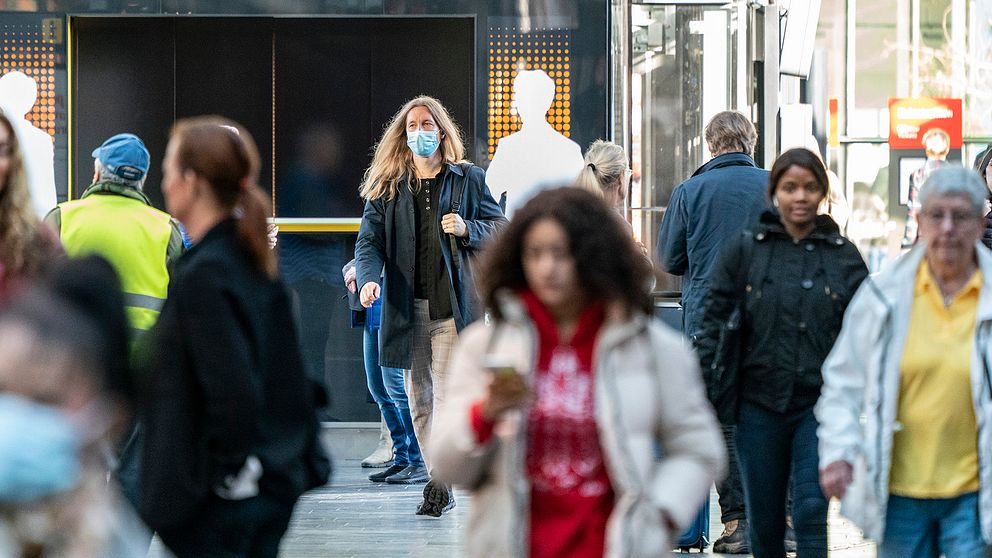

{"left": 355, "top": 96, "right": 507, "bottom": 517}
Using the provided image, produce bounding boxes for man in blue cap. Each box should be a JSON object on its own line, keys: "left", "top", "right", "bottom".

{"left": 46, "top": 133, "right": 184, "bottom": 338}
{"left": 44, "top": 133, "right": 184, "bottom": 513}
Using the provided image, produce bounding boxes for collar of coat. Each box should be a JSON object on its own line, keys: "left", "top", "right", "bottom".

{"left": 866, "top": 241, "right": 992, "bottom": 323}
{"left": 493, "top": 288, "right": 649, "bottom": 351}
{"left": 690, "top": 152, "right": 759, "bottom": 178}
{"left": 752, "top": 209, "right": 845, "bottom": 245}
{"left": 80, "top": 180, "right": 153, "bottom": 206}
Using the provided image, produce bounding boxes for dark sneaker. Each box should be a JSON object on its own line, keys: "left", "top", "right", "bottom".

{"left": 713, "top": 518, "right": 751, "bottom": 554}
{"left": 415, "top": 480, "right": 455, "bottom": 517}
{"left": 368, "top": 463, "right": 406, "bottom": 482}
{"left": 385, "top": 464, "right": 430, "bottom": 484}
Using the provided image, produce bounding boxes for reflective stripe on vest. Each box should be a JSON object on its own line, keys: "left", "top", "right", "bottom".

{"left": 59, "top": 194, "right": 173, "bottom": 334}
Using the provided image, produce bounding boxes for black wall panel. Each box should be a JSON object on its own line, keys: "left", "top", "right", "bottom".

{"left": 72, "top": 18, "right": 174, "bottom": 204}
{"left": 73, "top": 16, "right": 473, "bottom": 218}
{"left": 174, "top": 18, "right": 273, "bottom": 200}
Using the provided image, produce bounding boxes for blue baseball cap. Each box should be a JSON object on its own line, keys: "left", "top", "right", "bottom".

{"left": 91, "top": 133, "right": 150, "bottom": 181}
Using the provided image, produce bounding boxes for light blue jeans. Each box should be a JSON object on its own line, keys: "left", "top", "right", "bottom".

{"left": 880, "top": 491, "right": 987, "bottom": 558}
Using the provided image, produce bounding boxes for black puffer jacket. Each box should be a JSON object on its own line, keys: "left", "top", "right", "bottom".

{"left": 696, "top": 210, "right": 868, "bottom": 415}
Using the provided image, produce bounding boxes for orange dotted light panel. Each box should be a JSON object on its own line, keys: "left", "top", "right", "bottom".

{"left": 1, "top": 20, "right": 59, "bottom": 137}
{"left": 488, "top": 28, "right": 571, "bottom": 159}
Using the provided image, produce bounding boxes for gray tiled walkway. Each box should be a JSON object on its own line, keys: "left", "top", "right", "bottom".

{"left": 269, "top": 459, "right": 878, "bottom": 557}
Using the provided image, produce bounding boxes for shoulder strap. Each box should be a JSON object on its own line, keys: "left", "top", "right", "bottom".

{"left": 450, "top": 163, "right": 472, "bottom": 216}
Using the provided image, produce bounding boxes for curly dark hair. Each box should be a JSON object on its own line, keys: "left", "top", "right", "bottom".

{"left": 768, "top": 147, "right": 829, "bottom": 199}
{"left": 477, "top": 187, "right": 653, "bottom": 319}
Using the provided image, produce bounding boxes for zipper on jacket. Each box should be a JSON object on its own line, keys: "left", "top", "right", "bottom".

{"left": 597, "top": 325, "right": 651, "bottom": 556}
{"left": 866, "top": 279, "right": 893, "bottom": 504}
{"left": 979, "top": 324, "right": 992, "bottom": 400}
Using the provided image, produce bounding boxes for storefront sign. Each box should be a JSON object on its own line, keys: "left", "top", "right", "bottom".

{"left": 888, "top": 97, "right": 963, "bottom": 149}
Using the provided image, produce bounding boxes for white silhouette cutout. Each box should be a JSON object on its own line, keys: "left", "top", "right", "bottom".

{"left": 486, "top": 69, "right": 584, "bottom": 218}
{"left": 0, "top": 71, "right": 56, "bottom": 218}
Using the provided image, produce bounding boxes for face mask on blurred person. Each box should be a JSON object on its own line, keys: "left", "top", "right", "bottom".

{"left": 406, "top": 130, "right": 440, "bottom": 158}
{"left": 0, "top": 393, "right": 80, "bottom": 503}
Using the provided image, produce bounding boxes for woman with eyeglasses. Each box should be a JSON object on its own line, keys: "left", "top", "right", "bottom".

{"left": 818, "top": 166, "right": 992, "bottom": 557}
{"left": 696, "top": 148, "right": 867, "bottom": 557}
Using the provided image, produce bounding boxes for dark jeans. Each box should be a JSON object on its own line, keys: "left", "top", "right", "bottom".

{"left": 158, "top": 493, "right": 296, "bottom": 558}
{"left": 737, "top": 402, "right": 827, "bottom": 558}
{"left": 717, "top": 424, "right": 747, "bottom": 523}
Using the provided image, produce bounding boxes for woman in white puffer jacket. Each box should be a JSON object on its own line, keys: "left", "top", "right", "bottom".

{"left": 431, "top": 187, "right": 726, "bottom": 558}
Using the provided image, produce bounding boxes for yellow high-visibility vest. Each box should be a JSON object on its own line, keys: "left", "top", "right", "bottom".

{"left": 60, "top": 194, "right": 173, "bottom": 335}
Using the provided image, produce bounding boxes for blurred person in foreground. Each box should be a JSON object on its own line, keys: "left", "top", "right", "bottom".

{"left": 697, "top": 148, "right": 868, "bottom": 558}
{"left": 0, "top": 109, "right": 61, "bottom": 304}
{"left": 432, "top": 187, "right": 726, "bottom": 557}
{"left": 355, "top": 96, "right": 506, "bottom": 516}
{"left": 817, "top": 166, "right": 992, "bottom": 557}
{"left": 139, "top": 116, "right": 329, "bottom": 557}
{"left": 0, "top": 291, "right": 148, "bottom": 556}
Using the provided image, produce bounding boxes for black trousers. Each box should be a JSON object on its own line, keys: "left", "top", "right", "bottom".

{"left": 717, "top": 424, "right": 747, "bottom": 523}
{"left": 158, "top": 493, "right": 296, "bottom": 558}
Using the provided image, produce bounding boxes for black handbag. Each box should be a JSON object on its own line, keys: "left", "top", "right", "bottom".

{"left": 705, "top": 233, "right": 754, "bottom": 425}
{"left": 708, "top": 304, "right": 743, "bottom": 425}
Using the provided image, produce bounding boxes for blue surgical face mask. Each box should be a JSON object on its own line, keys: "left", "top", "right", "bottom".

{"left": 0, "top": 393, "right": 80, "bottom": 503}
{"left": 406, "top": 130, "right": 440, "bottom": 158}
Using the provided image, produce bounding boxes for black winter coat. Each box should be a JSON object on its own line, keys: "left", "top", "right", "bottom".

{"left": 140, "top": 219, "right": 329, "bottom": 531}
{"left": 355, "top": 163, "right": 507, "bottom": 369}
{"left": 696, "top": 211, "right": 868, "bottom": 416}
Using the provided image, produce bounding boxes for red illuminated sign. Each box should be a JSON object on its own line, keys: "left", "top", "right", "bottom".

{"left": 888, "top": 97, "right": 963, "bottom": 149}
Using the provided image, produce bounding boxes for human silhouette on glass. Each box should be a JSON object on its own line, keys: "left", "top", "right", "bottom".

{"left": 485, "top": 69, "right": 584, "bottom": 218}
{"left": 0, "top": 71, "right": 56, "bottom": 218}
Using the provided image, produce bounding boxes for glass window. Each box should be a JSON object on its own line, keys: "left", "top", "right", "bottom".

{"left": 630, "top": 3, "right": 742, "bottom": 292}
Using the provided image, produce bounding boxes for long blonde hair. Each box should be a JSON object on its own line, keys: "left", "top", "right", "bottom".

{"left": 359, "top": 96, "right": 467, "bottom": 201}
{"left": 575, "top": 140, "right": 627, "bottom": 198}
{"left": 0, "top": 111, "right": 46, "bottom": 277}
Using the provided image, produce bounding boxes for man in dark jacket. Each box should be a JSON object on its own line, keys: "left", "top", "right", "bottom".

{"left": 656, "top": 110, "right": 769, "bottom": 554}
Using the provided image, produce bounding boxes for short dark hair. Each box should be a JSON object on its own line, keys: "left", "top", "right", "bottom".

{"left": 477, "top": 187, "right": 653, "bottom": 320}
{"left": 768, "top": 148, "right": 829, "bottom": 199}
{"left": 973, "top": 144, "right": 992, "bottom": 181}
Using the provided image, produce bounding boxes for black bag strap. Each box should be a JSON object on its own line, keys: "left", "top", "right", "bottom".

{"left": 447, "top": 164, "right": 473, "bottom": 329}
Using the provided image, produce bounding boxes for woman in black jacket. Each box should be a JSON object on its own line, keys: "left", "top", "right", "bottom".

{"left": 140, "top": 116, "right": 329, "bottom": 557}
{"left": 972, "top": 145, "right": 992, "bottom": 249}
{"left": 696, "top": 148, "right": 868, "bottom": 558}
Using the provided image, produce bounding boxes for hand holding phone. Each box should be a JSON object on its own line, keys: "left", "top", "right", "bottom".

{"left": 480, "top": 356, "right": 530, "bottom": 421}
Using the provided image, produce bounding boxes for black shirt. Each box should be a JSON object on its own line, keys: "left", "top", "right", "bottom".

{"left": 412, "top": 169, "right": 453, "bottom": 320}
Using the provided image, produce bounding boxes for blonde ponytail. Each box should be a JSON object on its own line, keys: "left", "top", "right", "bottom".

{"left": 575, "top": 140, "right": 627, "bottom": 198}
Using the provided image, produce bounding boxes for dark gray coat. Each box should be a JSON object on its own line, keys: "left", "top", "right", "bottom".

{"left": 355, "top": 163, "right": 507, "bottom": 369}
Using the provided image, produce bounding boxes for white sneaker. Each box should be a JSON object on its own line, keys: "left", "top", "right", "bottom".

{"left": 361, "top": 444, "right": 393, "bottom": 468}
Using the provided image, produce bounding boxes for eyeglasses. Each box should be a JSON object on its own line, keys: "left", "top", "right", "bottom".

{"left": 920, "top": 209, "right": 978, "bottom": 227}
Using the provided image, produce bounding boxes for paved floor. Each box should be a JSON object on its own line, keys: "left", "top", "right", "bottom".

{"left": 280, "top": 460, "right": 876, "bottom": 557}
{"left": 151, "top": 459, "right": 878, "bottom": 557}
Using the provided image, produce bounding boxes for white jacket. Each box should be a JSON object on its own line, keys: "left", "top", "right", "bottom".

{"left": 431, "top": 295, "right": 726, "bottom": 558}
{"left": 815, "top": 243, "right": 992, "bottom": 543}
